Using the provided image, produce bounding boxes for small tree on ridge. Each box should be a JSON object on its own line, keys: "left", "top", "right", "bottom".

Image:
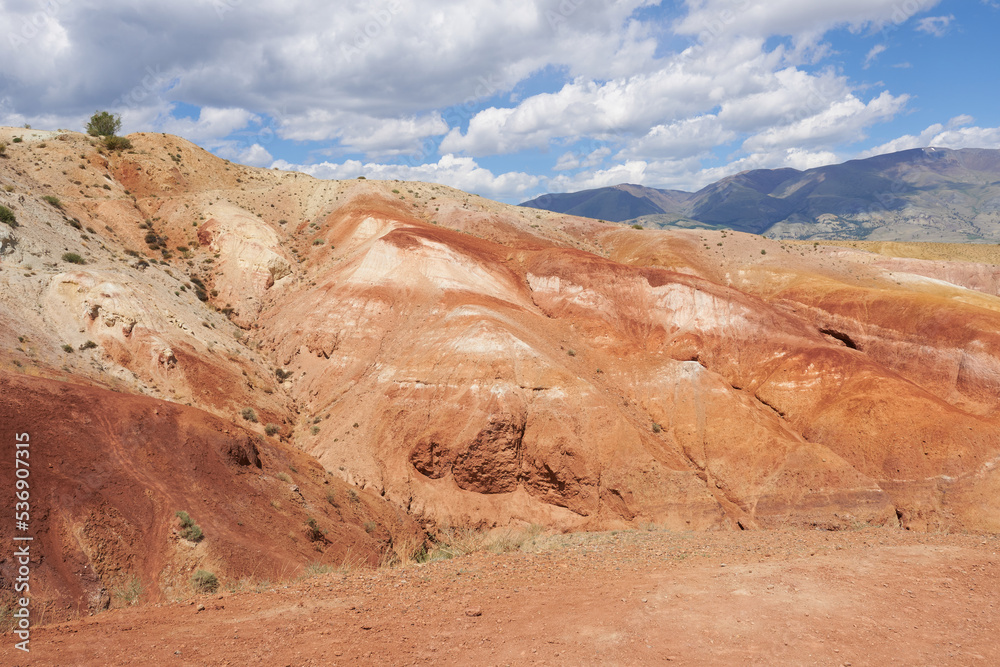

{"left": 86, "top": 111, "right": 122, "bottom": 137}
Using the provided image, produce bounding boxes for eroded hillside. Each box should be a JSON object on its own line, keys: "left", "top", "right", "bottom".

{"left": 2, "top": 127, "right": 1000, "bottom": 618}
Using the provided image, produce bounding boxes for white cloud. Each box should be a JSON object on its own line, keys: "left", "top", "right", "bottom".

{"left": 619, "top": 116, "right": 735, "bottom": 159}
{"left": 155, "top": 107, "right": 258, "bottom": 143}
{"left": 554, "top": 147, "right": 612, "bottom": 171}
{"left": 915, "top": 14, "right": 955, "bottom": 36}
{"left": 862, "top": 117, "right": 1000, "bottom": 156}
{"left": 674, "top": 0, "right": 942, "bottom": 50}
{"left": 272, "top": 154, "right": 539, "bottom": 201}
{"left": 279, "top": 110, "right": 448, "bottom": 156}
{"left": 236, "top": 144, "right": 274, "bottom": 167}
{"left": 864, "top": 44, "right": 887, "bottom": 69}
{"left": 741, "top": 90, "right": 908, "bottom": 152}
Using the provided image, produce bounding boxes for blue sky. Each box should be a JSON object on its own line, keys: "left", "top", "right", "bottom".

{"left": 2, "top": 1, "right": 998, "bottom": 203}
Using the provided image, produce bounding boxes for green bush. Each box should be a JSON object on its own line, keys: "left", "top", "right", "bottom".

{"left": 0, "top": 141, "right": 7, "bottom": 156}
{"left": 12, "top": 137, "right": 22, "bottom": 143}
{"left": 103, "top": 135, "right": 132, "bottom": 151}
{"left": 80, "top": 340, "right": 98, "bottom": 350}
{"left": 62, "top": 252, "right": 85, "bottom": 264}
{"left": 175, "top": 510, "right": 204, "bottom": 542}
{"left": 651, "top": 422, "right": 662, "bottom": 433}
{"left": 42, "top": 195, "right": 62, "bottom": 209}
{"left": 264, "top": 423, "right": 281, "bottom": 436}
{"left": 0, "top": 205, "right": 16, "bottom": 228}
{"left": 86, "top": 110, "right": 122, "bottom": 137}
{"left": 191, "top": 569, "right": 218, "bottom": 594}
{"left": 241, "top": 407, "right": 258, "bottom": 422}
{"left": 62, "top": 344, "right": 74, "bottom": 353}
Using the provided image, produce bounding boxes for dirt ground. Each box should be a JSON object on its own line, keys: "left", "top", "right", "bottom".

{"left": 4, "top": 528, "right": 998, "bottom": 666}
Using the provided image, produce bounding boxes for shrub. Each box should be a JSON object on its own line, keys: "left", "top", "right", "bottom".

{"left": 305, "top": 517, "right": 325, "bottom": 542}
{"left": 651, "top": 422, "right": 662, "bottom": 434}
{"left": 275, "top": 368, "right": 293, "bottom": 381}
{"left": 12, "top": 137, "right": 22, "bottom": 143}
{"left": 264, "top": 423, "right": 281, "bottom": 436}
{"left": 86, "top": 110, "right": 122, "bottom": 137}
{"left": 311, "top": 425, "right": 320, "bottom": 435}
{"left": 275, "top": 472, "right": 291, "bottom": 483}
{"left": 103, "top": 135, "right": 132, "bottom": 151}
{"left": 0, "top": 141, "right": 6, "bottom": 156}
{"left": 62, "top": 252, "right": 85, "bottom": 264}
{"left": 175, "top": 510, "right": 204, "bottom": 542}
{"left": 631, "top": 224, "right": 644, "bottom": 230}
{"left": 760, "top": 249, "right": 767, "bottom": 255}
{"left": 191, "top": 569, "right": 218, "bottom": 594}
{"left": 62, "top": 344, "right": 74, "bottom": 353}
{"left": 42, "top": 195, "right": 62, "bottom": 209}
{"left": 241, "top": 407, "right": 258, "bottom": 422}
{"left": 0, "top": 205, "right": 16, "bottom": 228}
{"left": 113, "top": 576, "right": 143, "bottom": 606}
{"left": 80, "top": 340, "right": 98, "bottom": 350}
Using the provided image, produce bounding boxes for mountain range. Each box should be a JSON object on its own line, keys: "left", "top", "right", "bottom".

{"left": 521, "top": 147, "right": 1000, "bottom": 242}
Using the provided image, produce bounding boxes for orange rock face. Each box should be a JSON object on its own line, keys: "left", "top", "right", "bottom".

{"left": 2, "top": 128, "right": 1000, "bottom": 568}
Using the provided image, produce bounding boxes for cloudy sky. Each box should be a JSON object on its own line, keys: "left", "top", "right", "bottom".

{"left": 2, "top": 0, "right": 998, "bottom": 202}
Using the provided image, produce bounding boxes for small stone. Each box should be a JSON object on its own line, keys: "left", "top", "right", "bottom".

{"left": 465, "top": 607, "right": 482, "bottom": 617}
{"left": 196, "top": 603, "right": 205, "bottom": 612}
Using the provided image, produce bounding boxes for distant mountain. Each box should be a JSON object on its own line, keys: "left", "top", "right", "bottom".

{"left": 521, "top": 148, "right": 1000, "bottom": 241}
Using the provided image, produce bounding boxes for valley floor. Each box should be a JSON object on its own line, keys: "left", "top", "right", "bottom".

{"left": 4, "top": 528, "right": 998, "bottom": 666}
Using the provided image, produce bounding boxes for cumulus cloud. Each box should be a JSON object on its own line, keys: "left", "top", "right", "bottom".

{"left": 0, "top": 0, "right": 969, "bottom": 202}
{"left": 861, "top": 116, "right": 1000, "bottom": 156}
{"left": 272, "top": 154, "right": 539, "bottom": 201}
{"left": 674, "top": 0, "right": 942, "bottom": 50}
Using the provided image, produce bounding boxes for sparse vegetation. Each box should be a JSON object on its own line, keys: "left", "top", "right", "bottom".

{"left": 103, "top": 135, "right": 132, "bottom": 150}
{"left": 0, "top": 205, "right": 16, "bottom": 228}
{"left": 62, "top": 344, "right": 74, "bottom": 353}
{"left": 191, "top": 569, "right": 218, "bottom": 594}
{"left": 80, "top": 340, "right": 98, "bottom": 350}
{"left": 305, "top": 517, "right": 326, "bottom": 542}
{"left": 264, "top": 423, "right": 281, "bottom": 436}
{"left": 276, "top": 472, "right": 292, "bottom": 483}
{"left": 112, "top": 576, "right": 143, "bottom": 606}
{"left": 175, "top": 510, "right": 204, "bottom": 542}
{"left": 652, "top": 422, "right": 662, "bottom": 433}
{"left": 42, "top": 195, "right": 63, "bottom": 209}
{"left": 62, "top": 252, "right": 86, "bottom": 264}
{"left": 241, "top": 407, "right": 258, "bottom": 422}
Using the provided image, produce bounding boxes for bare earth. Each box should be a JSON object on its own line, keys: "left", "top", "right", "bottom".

{"left": 5, "top": 529, "right": 998, "bottom": 666}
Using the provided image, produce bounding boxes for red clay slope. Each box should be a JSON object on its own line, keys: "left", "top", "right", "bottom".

{"left": 0, "top": 371, "right": 421, "bottom": 623}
